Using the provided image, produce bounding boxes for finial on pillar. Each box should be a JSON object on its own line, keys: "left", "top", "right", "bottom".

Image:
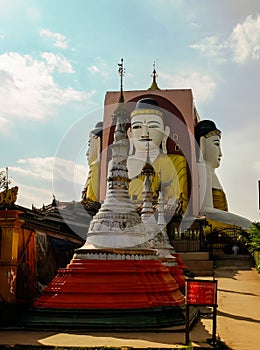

{"left": 118, "top": 58, "right": 125, "bottom": 103}
{"left": 148, "top": 61, "right": 160, "bottom": 90}
{"left": 113, "top": 58, "right": 129, "bottom": 141}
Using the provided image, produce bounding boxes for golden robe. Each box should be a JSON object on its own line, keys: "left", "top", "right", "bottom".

{"left": 82, "top": 161, "right": 100, "bottom": 203}
{"left": 212, "top": 188, "right": 228, "bottom": 211}
{"left": 128, "top": 154, "right": 188, "bottom": 212}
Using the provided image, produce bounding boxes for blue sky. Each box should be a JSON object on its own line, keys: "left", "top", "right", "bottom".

{"left": 0, "top": 0, "right": 260, "bottom": 222}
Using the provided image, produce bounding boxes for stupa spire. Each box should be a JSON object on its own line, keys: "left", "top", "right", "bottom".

{"left": 76, "top": 59, "right": 151, "bottom": 251}
{"left": 118, "top": 58, "right": 125, "bottom": 103}
{"left": 140, "top": 132, "right": 155, "bottom": 223}
{"left": 113, "top": 58, "right": 130, "bottom": 141}
{"left": 148, "top": 61, "right": 160, "bottom": 90}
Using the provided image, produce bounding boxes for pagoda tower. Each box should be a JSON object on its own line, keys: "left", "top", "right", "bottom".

{"left": 21, "top": 60, "right": 191, "bottom": 329}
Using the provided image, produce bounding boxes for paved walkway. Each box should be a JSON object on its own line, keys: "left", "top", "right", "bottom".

{"left": 0, "top": 256, "right": 259, "bottom": 349}
{"left": 213, "top": 256, "right": 260, "bottom": 350}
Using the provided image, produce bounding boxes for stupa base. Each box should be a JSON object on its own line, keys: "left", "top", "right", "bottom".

{"left": 19, "top": 257, "right": 198, "bottom": 330}
{"left": 20, "top": 305, "right": 198, "bottom": 330}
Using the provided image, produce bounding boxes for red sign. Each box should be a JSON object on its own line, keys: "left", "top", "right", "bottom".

{"left": 185, "top": 279, "right": 217, "bottom": 306}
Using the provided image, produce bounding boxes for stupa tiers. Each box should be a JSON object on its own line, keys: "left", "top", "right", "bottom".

{"left": 22, "top": 61, "right": 191, "bottom": 329}
{"left": 137, "top": 127, "right": 186, "bottom": 291}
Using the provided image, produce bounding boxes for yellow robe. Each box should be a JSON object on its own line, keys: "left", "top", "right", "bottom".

{"left": 128, "top": 154, "right": 189, "bottom": 212}
{"left": 82, "top": 161, "right": 100, "bottom": 203}
{"left": 212, "top": 188, "right": 228, "bottom": 211}
{"left": 207, "top": 188, "right": 233, "bottom": 230}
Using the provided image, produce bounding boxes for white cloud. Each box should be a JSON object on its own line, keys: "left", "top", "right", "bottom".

{"left": 88, "top": 57, "right": 109, "bottom": 78}
{"left": 52, "top": 156, "right": 87, "bottom": 203}
{"left": 40, "top": 29, "right": 68, "bottom": 49}
{"left": 88, "top": 65, "right": 100, "bottom": 74}
{"left": 190, "top": 36, "right": 228, "bottom": 63}
{"left": 190, "top": 14, "right": 260, "bottom": 64}
{"left": 230, "top": 14, "right": 260, "bottom": 63}
{"left": 41, "top": 52, "right": 74, "bottom": 73}
{"left": 160, "top": 71, "right": 216, "bottom": 104}
{"left": 0, "top": 116, "right": 11, "bottom": 135}
{"left": 8, "top": 156, "right": 86, "bottom": 207}
{"left": 0, "top": 52, "right": 94, "bottom": 122}
{"left": 52, "top": 157, "right": 86, "bottom": 184}
{"left": 15, "top": 182, "right": 54, "bottom": 209}
{"left": 14, "top": 156, "right": 86, "bottom": 184}
{"left": 15, "top": 157, "right": 55, "bottom": 181}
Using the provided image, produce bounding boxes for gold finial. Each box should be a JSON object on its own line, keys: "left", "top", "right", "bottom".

{"left": 113, "top": 58, "right": 129, "bottom": 140}
{"left": 118, "top": 58, "right": 125, "bottom": 102}
{"left": 148, "top": 61, "right": 160, "bottom": 90}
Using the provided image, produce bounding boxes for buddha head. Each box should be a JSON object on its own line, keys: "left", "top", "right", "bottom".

{"left": 86, "top": 121, "right": 103, "bottom": 165}
{"left": 195, "top": 119, "right": 222, "bottom": 168}
{"left": 128, "top": 98, "right": 170, "bottom": 155}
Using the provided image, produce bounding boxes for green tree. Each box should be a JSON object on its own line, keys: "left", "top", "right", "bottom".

{"left": 248, "top": 222, "right": 260, "bottom": 253}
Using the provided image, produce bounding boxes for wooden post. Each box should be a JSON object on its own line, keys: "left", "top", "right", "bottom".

{"left": 212, "top": 304, "right": 217, "bottom": 344}
{"left": 185, "top": 304, "right": 190, "bottom": 345}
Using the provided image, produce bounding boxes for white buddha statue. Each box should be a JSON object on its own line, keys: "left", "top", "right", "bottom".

{"left": 195, "top": 120, "right": 252, "bottom": 229}
{"left": 127, "top": 98, "right": 188, "bottom": 211}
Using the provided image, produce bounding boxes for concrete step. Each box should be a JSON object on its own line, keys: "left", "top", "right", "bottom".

{"left": 214, "top": 255, "right": 254, "bottom": 269}
{"left": 216, "top": 254, "right": 251, "bottom": 259}
{"left": 179, "top": 251, "right": 210, "bottom": 261}
{"left": 183, "top": 260, "right": 214, "bottom": 277}
{"left": 178, "top": 252, "right": 214, "bottom": 276}
{"left": 184, "top": 260, "right": 214, "bottom": 270}
{"left": 192, "top": 270, "right": 214, "bottom": 277}
{"left": 212, "top": 248, "right": 225, "bottom": 258}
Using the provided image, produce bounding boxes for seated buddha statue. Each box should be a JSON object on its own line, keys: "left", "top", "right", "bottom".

{"left": 81, "top": 121, "right": 103, "bottom": 203}
{"left": 127, "top": 98, "right": 189, "bottom": 212}
{"left": 195, "top": 119, "right": 252, "bottom": 229}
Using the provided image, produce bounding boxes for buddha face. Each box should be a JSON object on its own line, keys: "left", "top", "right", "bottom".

{"left": 202, "top": 134, "right": 222, "bottom": 168}
{"left": 87, "top": 132, "right": 100, "bottom": 164}
{"left": 129, "top": 113, "right": 169, "bottom": 153}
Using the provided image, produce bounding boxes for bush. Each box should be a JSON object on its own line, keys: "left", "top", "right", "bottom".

{"left": 248, "top": 222, "right": 260, "bottom": 253}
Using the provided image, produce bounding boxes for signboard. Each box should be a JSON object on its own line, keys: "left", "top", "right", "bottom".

{"left": 185, "top": 279, "right": 218, "bottom": 345}
{"left": 185, "top": 279, "right": 217, "bottom": 306}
